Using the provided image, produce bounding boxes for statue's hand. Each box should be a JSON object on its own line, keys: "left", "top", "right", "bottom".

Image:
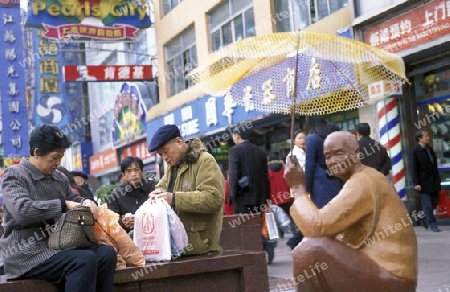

{"left": 284, "top": 156, "right": 305, "bottom": 188}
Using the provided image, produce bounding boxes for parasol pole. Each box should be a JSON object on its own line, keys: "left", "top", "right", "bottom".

{"left": 289, "top": 32, "right": 301, "bottom": 167}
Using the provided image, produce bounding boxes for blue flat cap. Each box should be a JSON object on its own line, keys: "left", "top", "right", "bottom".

{"left": 149, "top": 124, "right": 181, "bottom": 152}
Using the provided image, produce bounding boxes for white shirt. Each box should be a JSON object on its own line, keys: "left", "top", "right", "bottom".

{"left": 289, "top": 145, "right": 306, "bottom": 171}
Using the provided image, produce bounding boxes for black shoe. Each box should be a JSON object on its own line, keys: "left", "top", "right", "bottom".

{"left": 418, "top": 218, "right": 429, "bottom": 230}
{"left": 431, "top": 227, "right": 441, "bottom": 232}
{"left": 286, "top": 236, "right": 303, "bottom": 250}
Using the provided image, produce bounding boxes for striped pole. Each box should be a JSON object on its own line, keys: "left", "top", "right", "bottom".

{"left": 377, "top": 98, "right": 406, "bottom": 199}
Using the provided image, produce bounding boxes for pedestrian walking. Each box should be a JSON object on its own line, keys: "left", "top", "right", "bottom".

{"left": 410, "top": 128, "right": 441, "bottom": 232}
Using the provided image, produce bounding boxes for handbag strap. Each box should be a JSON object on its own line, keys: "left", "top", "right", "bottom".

{"left": 75, "top": 213, "right": 97, "bottom": 245}
{"left": 94, "top": 220, "right": 120, "bottom": 254}
{"left": 79, "top": 220, "right": 97, "bottom": 246}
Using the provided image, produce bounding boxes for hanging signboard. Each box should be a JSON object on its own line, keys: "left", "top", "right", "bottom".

{"left": 111, "top": 83, "right": 148, "bottom": 148}
{"left": 25, "top": 0, "right": 152, "bottom": 40}
{"left": 64, "top": 65, "right": 153, "bottom": 82}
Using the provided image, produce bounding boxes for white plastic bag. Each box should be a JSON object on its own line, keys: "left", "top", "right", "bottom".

{"left": 134, "top": 198, "right": 171, "bottom": 262}
{"left": 162, "top": 200, "right": 188, "bottom": 257}
{"left": 269, "top": 204, "right": 293, "bottom": 234}
{"left": 265, "top": 212, "right": 280, "bottom": 239}
{"left": 163, "top": 201, "right": 188, "bottom": 256}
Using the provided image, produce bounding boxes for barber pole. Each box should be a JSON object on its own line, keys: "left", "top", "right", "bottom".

{"left": 377, "top": 98, "right": 406, "bottom": 198}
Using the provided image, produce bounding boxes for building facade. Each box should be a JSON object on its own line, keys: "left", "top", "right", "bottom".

{"left": 353, "top": 0, "right": 450, "bottom": 198}
{"left": 149, "top": 0, "right": 352, "bottom": 176}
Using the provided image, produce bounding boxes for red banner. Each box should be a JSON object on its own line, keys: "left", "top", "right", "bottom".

{"left": 42, "top": 23, "right": 139, "bottom": 41}
{"left": 121, "top": 140, "right": 154, "bottom": 161}
{"left": 363, "top": 0, "right": 450, "bottom": 53}
{"left": 64, "top": 65, "right": 153, "bottom": 82}
{"left": 90, "top": 148, "right": 118, "bottom": 175}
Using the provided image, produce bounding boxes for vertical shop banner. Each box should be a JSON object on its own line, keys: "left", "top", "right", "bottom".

{"left": 0, "top": 6, "right": 29, "bottom": 157}
{"left": 72, "top": 142, "right": 93, "bottom": 173}
{"left": 61, "top": 42, "right": 84, "bottom": 142}
{"left": 31, "top": 28, "right": 71, "bottom": 132}
{"left": 111, "top": 83, "right": 147, "bottom": 148}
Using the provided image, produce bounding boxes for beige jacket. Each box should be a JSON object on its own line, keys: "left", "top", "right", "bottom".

{"left": 291, "top": 167, "right": 417, "bottom": 282}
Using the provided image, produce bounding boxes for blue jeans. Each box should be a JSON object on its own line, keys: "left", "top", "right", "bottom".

{"left": 22, "top": 244, "right": 116, "bottom": 292}
{"left": 420, "top": 192, "right": 439, "bottom": 228}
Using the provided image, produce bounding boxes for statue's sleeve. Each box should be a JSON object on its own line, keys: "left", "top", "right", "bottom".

{"left": 290, "top": 173, "right": 373, "bottom": 238}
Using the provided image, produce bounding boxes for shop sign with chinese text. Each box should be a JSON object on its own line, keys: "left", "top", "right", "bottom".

{"left": 121, "top": 139, "right": 154, "bottom": 161}
{"left": 145, "top": 94, "right": 267, "bottom": 142}
{"left": 90, "top": 148, "right": 118, "bottom": 175}
{"left": 64, "top": 65, "right": 152, "bottom": 82}
{"left": 364, "top": 0, "right": 450, "bottom": 53}
{"left": 368, "top": 80, "right": 403, "bottom": 100}
{"left": 0, "top": 6, "right": 29, "bottom": 157}
{"left": 25, "top": 0, "right": 151, "bottom": 40}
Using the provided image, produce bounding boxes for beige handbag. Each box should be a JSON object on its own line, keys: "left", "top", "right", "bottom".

{"left": 48, "top": 206, "right": 96, "bottom": 250}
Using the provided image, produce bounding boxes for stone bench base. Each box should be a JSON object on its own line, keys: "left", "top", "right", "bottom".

{"left": 0, "top": 250, "right": 268, "bottom": 292}
{"left": 0, "top": 214, "right": 267, "bottom": 291}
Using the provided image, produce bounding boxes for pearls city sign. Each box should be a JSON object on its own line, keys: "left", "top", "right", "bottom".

{"left": 31, "top": 0, "right": 147, "bottom": 19}
{"left": 25, "top": 0, "right": 152, "bottom": 40}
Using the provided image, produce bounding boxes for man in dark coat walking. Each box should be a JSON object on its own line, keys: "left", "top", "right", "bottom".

{"left": 410, "top": 128, "right": 441, "bottom": 232}
{"left": 356, "top": 123, "right": 392, "bottom": 176}
{"left": 228, "top": 126, "right": 273, "bottom": 263}
{"left": 228, "top": 126, "right": 270, "bottom": 214}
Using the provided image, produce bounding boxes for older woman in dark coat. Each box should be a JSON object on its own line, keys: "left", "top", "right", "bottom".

{"left": 305, "top": 116, "right": 343, "bottom": 208}
{"left": 0, "top": 125, "right": 116, "bottom": 292}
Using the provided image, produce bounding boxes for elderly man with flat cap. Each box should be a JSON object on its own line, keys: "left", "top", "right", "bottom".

{"left": 284, "top": 131, "right": 417, "bottom": 292}
{"left": 148, "top": 124, "right": 225, "bottom": 255}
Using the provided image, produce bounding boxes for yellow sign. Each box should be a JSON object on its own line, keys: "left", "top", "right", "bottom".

{"left": 32, "top": 0, "right": 148, "bottom": 20}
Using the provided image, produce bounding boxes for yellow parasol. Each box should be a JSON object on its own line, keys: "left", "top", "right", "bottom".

{"left": 188, "top": 31, "right": 407, "bottom": 156}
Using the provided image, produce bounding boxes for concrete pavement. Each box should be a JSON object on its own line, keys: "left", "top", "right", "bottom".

{"left": 267, "top": 226, "right": 450, "bottom": 292}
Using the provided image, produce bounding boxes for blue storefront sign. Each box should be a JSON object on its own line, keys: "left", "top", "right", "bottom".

{"left": 0, "top": 6, "right": 29, "bottom": 157}
{"left": 146, "top": 94, "right": 267, "bottom": 145}
{"left": 31, "top": 28, "right": 73, "bottom": 135}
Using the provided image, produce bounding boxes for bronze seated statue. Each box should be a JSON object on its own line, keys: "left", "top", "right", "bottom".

{"left": 284, "top": 132, "right": 417, "bottom": 292}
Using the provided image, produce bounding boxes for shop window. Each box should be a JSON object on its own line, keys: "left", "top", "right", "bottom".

{"left": 162, "top": 0, "right": 184, "bottom": 16}
{"left": 414, "top": 66, "right": 450, "bottom": 174}
{"left": 165, "top": 25, "right": 197, "bottom": 96}
{"left": 273, "top": 0, "right": 347, "bottom": 32}
{"left": 209, "top": 0, "right": 255, "bottom": 52}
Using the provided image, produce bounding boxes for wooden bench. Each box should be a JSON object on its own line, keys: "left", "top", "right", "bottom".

{"left": 0, "top": 215, "right": 268, "bottom": 292}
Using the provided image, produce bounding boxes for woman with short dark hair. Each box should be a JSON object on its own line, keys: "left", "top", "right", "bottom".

{"left": 0, "top": 125, "right": 116, "bottom": 292}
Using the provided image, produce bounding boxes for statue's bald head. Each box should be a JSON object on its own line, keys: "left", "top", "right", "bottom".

{"left": 325, "top": 131, "right": 358, "bottom": 150}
